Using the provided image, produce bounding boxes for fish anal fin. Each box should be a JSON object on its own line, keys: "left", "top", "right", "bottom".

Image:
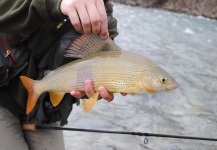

{"left": 49, "top": 91, "right": 65, "bottom": 107}
{"left": 20, "top": 76, "right": 41, "bottom": 114}
{"left": 64, "top": 34, "right": 121, "bottom": 58}
{"left": 82, "top": 92, "right": 100, "bottom": 112}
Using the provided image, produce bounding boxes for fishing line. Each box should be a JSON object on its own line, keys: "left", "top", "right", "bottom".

{"left": 35, "top": 125, "right": 217, "bottom": 144}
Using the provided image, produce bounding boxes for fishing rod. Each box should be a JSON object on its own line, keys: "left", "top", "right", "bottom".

{"left": 23, "top": 124, "right": 217, "bottom": 144}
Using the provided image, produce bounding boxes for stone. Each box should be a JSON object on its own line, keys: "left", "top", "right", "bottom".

{"left": 111, "top": 0, "right": 217, "bottom": 19}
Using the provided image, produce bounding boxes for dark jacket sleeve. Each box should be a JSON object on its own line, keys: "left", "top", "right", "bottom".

{"left": 0, "top": 0, "right": 64, "bottom": 34}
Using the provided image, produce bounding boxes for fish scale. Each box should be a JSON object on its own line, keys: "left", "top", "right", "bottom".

{"left": 41, "top": 51, "right": 143, "bottom": 93}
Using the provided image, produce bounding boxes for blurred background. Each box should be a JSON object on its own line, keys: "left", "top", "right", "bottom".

{"left": 64, "top": 1, "right": 217, "bottom": 149}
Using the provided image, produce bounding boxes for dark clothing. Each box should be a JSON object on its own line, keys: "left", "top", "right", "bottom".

{"left": 0, "top": 1, "right": 118, "bottom": 149}
{"left": 0, "top": 0, "right": 110, "bottom": 34}
{"left": 0, "top": 0, "right": 63, "bottom": 33}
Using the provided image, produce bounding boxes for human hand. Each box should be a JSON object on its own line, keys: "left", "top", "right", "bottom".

{"left": 70, "top": 79, "right": 127, "bottom": 102}
{"left": 60, "top": 0, "right": 109, "bottom": 39}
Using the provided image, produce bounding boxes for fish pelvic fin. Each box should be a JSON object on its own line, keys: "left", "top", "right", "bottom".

{"left": 64, "top": 34, "right": 121, "bottom": 58}
{"left": 82, "top": 92, "right": 100, "bottom": 112}
{"left": 20, "top": 76, "right": 41, "bottom": 114}
{"left": 49, "top": 91, "right": 65, "bottom": 107}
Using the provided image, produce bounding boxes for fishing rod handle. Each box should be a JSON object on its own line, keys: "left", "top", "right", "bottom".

{"left": 23, "top": 123, "right": 37, "bottom": 131}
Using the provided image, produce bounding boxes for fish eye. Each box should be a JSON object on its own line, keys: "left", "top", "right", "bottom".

{"left": 160, "top": 77, "right": 167, "bottom": 83}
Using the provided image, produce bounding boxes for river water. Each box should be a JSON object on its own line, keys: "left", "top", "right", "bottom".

{"left": 64, "top": 3, "right": 217, "bottom": 150}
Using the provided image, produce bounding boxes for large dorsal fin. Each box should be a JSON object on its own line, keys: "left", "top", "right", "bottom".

{"left": 64, "top": 34, "right": 121, "bottom": 58}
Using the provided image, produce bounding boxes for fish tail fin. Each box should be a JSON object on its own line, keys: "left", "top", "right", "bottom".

{"left": 20, "top": 76, "right": 41, "bottom": 114}
{"left": 82, "top": 92, "right": 100, "bottom": 112}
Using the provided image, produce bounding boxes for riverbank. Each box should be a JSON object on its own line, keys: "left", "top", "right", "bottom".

{"left": 111, "top": 0, "right": 217, "bottom": 19}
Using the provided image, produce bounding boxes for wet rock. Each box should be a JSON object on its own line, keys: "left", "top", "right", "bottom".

{"left": 111, "top": 0, "right": 217, "bottom": 19}
{"left": 111, "top": 0, "right": 158, "bottom": 7}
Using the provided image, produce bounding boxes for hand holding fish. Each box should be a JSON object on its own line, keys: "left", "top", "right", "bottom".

{"left": 71, "top": 80, "right": 127, "bottom": 102}
{"left": 60, "top": 0, "right": 109, "bottom": 39}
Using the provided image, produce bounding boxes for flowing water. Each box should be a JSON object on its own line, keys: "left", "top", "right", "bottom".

{"left": 64, "top": 3, "right": 217, "bottom": 150}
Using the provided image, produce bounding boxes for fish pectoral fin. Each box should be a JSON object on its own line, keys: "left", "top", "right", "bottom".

{"left": 49, "top": 91, "right": 65, "bottom": 107}
{"left": 82, "top": 92, "right": 100, "bottom": 112}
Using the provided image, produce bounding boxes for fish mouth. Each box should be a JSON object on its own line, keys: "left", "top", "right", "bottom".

{"left": 166, "top": 83, "right": 180, "bottom": 91}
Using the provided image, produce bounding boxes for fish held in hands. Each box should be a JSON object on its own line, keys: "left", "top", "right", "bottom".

{"left": 20, "top": 34, "right": 179, "bottom": 114}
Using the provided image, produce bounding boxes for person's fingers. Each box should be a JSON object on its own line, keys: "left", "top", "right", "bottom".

{"left": 60, "top": 0, "right": 83, "bottom": 32}
{"left": 98, "top": 86, "right": 114, "bottom": 102}
{"left": 121, "top": 93, "right": 127, "bottom": 96}
{"left": 84, "top": 79, "right": 95, "bottom": 98}
{"left": 61, "top": 0, "right": 108, "bottom": 37}
{"left": 70, "top": 90, "right": 85, "bottom": 98}
{"left": 96, "top": 0, "right": 109, "bottom": 39}
{"left": 76, "top": 1, "right": 91, "bottom": 34}
{"left": 86, "top": 1, "right": 101, "bottom": 34}
{"left": 68, "top": 7, "right": 83, "bottom": 32}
